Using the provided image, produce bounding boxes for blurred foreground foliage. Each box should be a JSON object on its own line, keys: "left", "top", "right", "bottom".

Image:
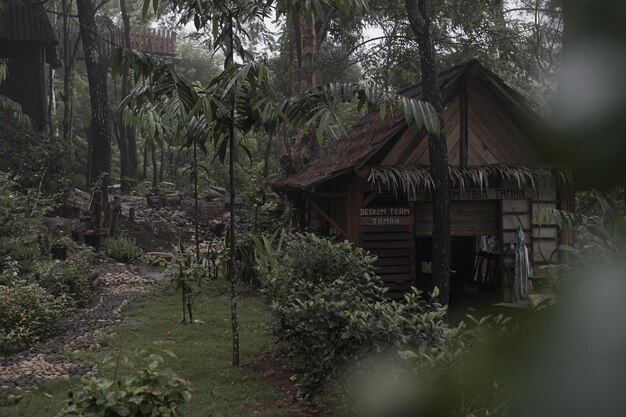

{"left": 56, "top": 342, "right": 192, "bottom": 417}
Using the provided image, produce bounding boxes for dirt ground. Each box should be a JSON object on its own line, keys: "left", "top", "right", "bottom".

{"left": 244, "top": 348, "right": 327, "bottom": 417}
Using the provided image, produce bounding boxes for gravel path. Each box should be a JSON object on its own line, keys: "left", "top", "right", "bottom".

{"left": 0, "top": 267, "right": 158, "bottom": 400}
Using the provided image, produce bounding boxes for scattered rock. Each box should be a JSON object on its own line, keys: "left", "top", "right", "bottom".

{"left": 0, "top": 268, "right": 156, "bottom": 398}
{"left": 145, "top": 252, "right": 175, "bottom": 262}
{"left": 208, "top": 219, "right": 225, "bottom": 236}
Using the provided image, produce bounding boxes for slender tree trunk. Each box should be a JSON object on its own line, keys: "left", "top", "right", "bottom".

{"left": 181, "top": 288, "right": 187, "bottom": 323}
{"left": 169, "top": 147, "right": 176, "bottom": 183}
{"left": 228, "top": 100, "right": 240, "bottom": 366}
{"left": 406, "top": 0, "right": 451, "bottom": 305}
{"left": 193, "top": 142, "right": 200, "bottom": 260}
{"left": 226, "top": 17, "right": 240, "bottom": 367}
{"left": 159, "top": 148, "right": 165, "bottom": 183}
{"left": 151, "top": 144, "right": 158, "bottom": 189}
{"left": 76, "top": 0, "right": 111, "bottom": 202}
{"left": 261, "top": 133, "right": 273, "bottom": 205}
{"left": 143, "top": 143, "right": 148, "bottom": 180}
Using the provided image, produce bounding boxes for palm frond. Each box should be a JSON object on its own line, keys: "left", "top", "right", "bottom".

{"left": 0, "top": 96, "right": 32, "bottom": 130}
{"left": 0, "top": 64, "right": 7, "bottom": 84}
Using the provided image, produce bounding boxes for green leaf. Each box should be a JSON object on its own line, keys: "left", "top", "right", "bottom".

{"left": 431, "top": 286, "right": 440, "bottom": 299}
{"left": 141, "top": 0, "right": 151, "bottom": 19}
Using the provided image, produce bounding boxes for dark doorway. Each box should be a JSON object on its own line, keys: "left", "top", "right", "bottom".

{"left": 416, "top": 235, "right": 501, "bottom": 308}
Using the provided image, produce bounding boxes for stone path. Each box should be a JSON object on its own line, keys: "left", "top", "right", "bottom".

{"left": 0, "top": 268, "right": 157, "bottom": 400}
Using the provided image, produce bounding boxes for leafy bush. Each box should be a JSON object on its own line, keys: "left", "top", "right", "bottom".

{"left": 0, "top": 173, "right": 55, "bottom": 275}
{"left": 254, "top": 233, "right": 453, "bottom": 395}
{"left": 34, "top": 248, "right": 95, "bottom": 308}
{"left": 0, "top": 284, "right": 71, "bottom": 354}
{"left": 106, "top": 235, "right": 143, "bottom": 262}
{"left": 237, "top": 232, "right": 259, "bottom": 285}
{"left": 0, "top": 173, "right": 55, "bottom": 239}
{"left": 57, "top": 344, "right": 192, "bottom": 417}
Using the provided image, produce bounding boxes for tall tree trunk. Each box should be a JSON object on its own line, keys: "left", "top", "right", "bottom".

{"left": 76, "top": 0, "right": 111, "bottom": 202}
{"left": 119, "top": 0, "right": 138, "bottom": 180}
{"left": 113, "top": 118, "right": 131, "bottom": 191}
{"left": 48, "top": 66, "right": 58, "bottom": 138}
{"left": 61, "top": 0, "right": 77, "bottom": 145}
{"left": 406, "top": 0, "right": 451, "bottom": 305}
{"left": 277, "top": 8, "right": 320, "bottom": 174}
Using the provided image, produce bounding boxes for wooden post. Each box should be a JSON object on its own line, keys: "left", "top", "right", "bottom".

{"left": 110, "top": 196, "right": 121, "bottom": 235}
{"left": 92, "top": 190, "right": 102, "bottom": 230}
{"left": 557, "top": 179, "right": 573, "bottom": 265}
{"left": 459, "top": 77, "right": 468, "bottom": 168}
{"left": 346, "top": 180, "right": 363, "bottom": 244}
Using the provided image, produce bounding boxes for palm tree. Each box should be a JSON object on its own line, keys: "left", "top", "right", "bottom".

{"left": 119, "top": 0, "right": 440, "bottom": 367}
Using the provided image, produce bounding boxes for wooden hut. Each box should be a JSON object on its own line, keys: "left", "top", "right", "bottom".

{"left": 273, "top": 60, "right": 571, "bottom": 304}
{"left": 0, "top": 1, "right": 60, "bottom": 130}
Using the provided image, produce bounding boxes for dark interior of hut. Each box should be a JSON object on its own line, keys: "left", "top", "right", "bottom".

{"left": 416, "top": 234, "right": 502, "bottom": 308}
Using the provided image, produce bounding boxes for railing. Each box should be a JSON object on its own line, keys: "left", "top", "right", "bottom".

{"left": 56, "top": 25, "right": 178, "bottom": 61}
{"left": 106, "top": 27, "right": 177, "bottom": 56}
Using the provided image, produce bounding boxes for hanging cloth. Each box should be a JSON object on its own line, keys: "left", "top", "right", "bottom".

{"left": 513, "top": 226, "right": 533, "bottom": 302}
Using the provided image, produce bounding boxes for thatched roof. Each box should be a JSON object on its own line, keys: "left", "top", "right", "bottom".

{"left": 272, "top": 60, "right": 553, "bottom": 192}
{"left": 368, "top": 164, "right": 571, "bottom": 199}
{"left": 0, "top": 1, "right": 61, "bottom": 66}
{"left": 273, "top": 111, "right": 406, "bottom": 190}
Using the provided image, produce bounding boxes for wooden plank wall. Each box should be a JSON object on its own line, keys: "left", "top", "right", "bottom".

{"left": 359, "top": 216, "right": 416, "bottom": 300}
{"left": 531, "top": 185, "right": 559, "bottom": 269}
{"left": 415, "top": 201, "right": 498, "bottom": 236}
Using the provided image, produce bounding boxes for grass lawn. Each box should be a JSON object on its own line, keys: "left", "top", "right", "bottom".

{"left": 2, "top": 280, "right": 292, "bottom": 417}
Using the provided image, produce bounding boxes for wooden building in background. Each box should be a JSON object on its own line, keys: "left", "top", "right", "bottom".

{"left": 273, "top": 60, "right": 571, "bottom": 304}
{"left": 0, "top": 1, "right": 61, "bottom": 130}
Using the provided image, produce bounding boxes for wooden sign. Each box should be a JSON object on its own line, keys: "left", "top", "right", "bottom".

{"left": 360, "top": 207, "right": 412, "bottom": 226}
{"left": 412, "top": 188, "right": 536, "bottom": 201}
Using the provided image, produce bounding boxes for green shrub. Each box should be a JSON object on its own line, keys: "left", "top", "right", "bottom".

{"left": 256, "top": 235, "right": 517, "bottom": 414}
{"left": 0, "top": 173, "right": 54, "bottom": 276}
{"left": 0, "top": 284, "right": 71, "bottom": 354}
{"left": 57, "top": 344, "right": 192, "bottom": 417}
{"left": 286, "top": 233, "right": 377, "bottom": 285}
{"left": 34, "top": 248, "right": 95, "bottom": 307}
{"left": 0, "top": 172, "right": 56, "bottom": 239}
{"left": 237, "top": 232, "right": 259, "bottom": 285}
{"left": 255, "top": 233, "right": 452, "bottom": 395}
{"left": 106, "top": 235, "right": 142, "bottom": 262}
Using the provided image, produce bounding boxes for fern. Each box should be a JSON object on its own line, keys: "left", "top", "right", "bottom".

{"left": 0, "top": 96, "right": 32, "bottom": 130}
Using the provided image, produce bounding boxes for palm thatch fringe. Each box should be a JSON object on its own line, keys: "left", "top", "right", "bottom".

{"left": 367, "top": 165, "right": 571, "bottom": 199}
